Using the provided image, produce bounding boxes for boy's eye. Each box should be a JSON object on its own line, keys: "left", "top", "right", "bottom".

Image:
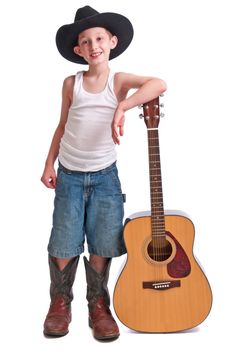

{"left": 80, "top": 39, "right": 88, "bottom": 45}
{"left": 97, "top": 37, "right": 103, "bottom": 41}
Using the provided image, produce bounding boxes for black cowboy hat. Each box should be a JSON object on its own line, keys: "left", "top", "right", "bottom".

{"left": 56, "top": 5, "right": 134, "bottom": 64}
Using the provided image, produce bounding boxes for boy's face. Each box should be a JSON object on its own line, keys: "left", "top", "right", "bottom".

{"left": 73, "top": 27, "right": 118, "bottom": 65}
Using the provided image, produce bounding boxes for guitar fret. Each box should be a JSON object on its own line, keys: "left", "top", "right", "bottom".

{"left": 152, "top": 228, "right": 165, "bottom": 231}
{"left": 151, "top": 234, "right": 165, "bottom": 238}
{"left": 151, "top": 217, "right": 164, "bottom": 220}
{"left": 151, "top": 216, "right": 164, "bottom": 219}
{"left": 152, "top": 223, "right": 165, "bottom": 225}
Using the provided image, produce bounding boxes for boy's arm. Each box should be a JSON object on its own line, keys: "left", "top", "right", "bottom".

{"left": 41, "top": 76, "right": 75, "bottom": 188}
{"left": 112, "top": 73, "right": 167, "bottom": 144}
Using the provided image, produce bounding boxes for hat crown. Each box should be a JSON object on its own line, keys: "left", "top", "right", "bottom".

{"left": 74, "top": 6, "right": 99, "bottom": 22}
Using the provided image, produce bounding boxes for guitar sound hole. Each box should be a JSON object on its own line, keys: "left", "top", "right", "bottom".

{"left": 147, "top": 238, "right": 173, "bottom": 262}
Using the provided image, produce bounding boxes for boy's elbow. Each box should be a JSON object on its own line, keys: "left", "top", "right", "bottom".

{"left": 159, "top": 79, "right": 167, "bottom": 94}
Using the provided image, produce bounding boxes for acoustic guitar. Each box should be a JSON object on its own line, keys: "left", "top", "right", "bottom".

{"left": 113, "top": 97, "right": 212, "bottom": 332}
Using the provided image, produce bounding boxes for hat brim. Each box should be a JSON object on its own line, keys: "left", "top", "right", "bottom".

{"left": 56, "top": 12, "right": 134, "bottom": 64}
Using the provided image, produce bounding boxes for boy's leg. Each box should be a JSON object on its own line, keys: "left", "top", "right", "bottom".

{"left": 54, "top": 257, "right": 73, "bottom": 271}
{"left": 84, "top": 254, "right": 119, "bottom": 341}
{"left": 83, "top": 163, "right": 125, "bottom": 340}
{"left": 89, "top": 254, "right": 109, "bottom": 273}
{"left": 44, "top": 166, "right": 85, "bottom": 336}
{"left": 43, "top": 255, "right": 79, "bottom": 337}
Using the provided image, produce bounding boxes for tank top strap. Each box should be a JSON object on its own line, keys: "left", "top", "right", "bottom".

{"left": 107, "top": 70, "right": 115, "bottom": 96}
{"left": 72, "top": 71, "right": 84, "bottom": 104}
{"left": 74, "top": 71, "right": 84, "bottom": 89}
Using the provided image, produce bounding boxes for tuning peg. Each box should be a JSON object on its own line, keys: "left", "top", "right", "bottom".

{"left": 160, "top": 112, "right": 165, "bottom": 118}
{"left": 139, "top": 113, "right": 144, "bottom": 119}
{"left": 138, "top": 104, "right": 143, "bottom": 109}
{"left": 160, "top": 93, "right": 164, "bottom": 97}
{"left": 160, "top": 103, "right": 164, "bottom": 108}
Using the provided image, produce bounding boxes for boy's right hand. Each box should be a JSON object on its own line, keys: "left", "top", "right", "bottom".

{"left": 41, "top": 165, "right": 57, "bottom": 189}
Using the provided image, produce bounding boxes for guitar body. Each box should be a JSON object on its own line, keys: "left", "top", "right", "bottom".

{"left": 113, "top": 212, "right": 212, "bottom": 332}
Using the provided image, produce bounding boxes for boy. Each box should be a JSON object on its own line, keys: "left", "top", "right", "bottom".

{"left": 41, "top": 5, "right": 166, "bottom": 341}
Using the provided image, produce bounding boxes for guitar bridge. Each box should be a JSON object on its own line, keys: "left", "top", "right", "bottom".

{"left": 143, "top": 280, "right": 181, "bottom": 291}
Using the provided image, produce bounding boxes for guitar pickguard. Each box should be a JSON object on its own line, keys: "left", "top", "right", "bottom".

{"left": 166, "top": 231, "right": 191, "bottom": 278}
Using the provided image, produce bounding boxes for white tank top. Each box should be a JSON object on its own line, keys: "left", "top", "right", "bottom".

{"left": 58, "top": 70, "right": 118, "bottom": 171}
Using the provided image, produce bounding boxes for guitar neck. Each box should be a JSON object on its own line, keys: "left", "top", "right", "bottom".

{"left": 142, "top": 97, "right": 165, "bottom": 239}
{"left": 147, "top": 127, "right": 165, "bottom": 238}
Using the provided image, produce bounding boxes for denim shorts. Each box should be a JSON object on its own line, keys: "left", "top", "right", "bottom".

{"left": 47, "top": 162, "right": 126, "bottom": 258}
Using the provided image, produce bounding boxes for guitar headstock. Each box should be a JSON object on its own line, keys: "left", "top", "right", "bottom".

{"left": 140, "top": 96, "right": 164, "bottom": 129}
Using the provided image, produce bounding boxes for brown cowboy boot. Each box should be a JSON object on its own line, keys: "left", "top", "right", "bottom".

{"left": 43, "top": 255, "right": 79, "bottom": 337}
{"left": 84, "top": 256, "right": 120, "bottom": 341}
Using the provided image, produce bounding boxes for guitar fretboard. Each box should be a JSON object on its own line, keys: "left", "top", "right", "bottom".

{"left": 147, "top": 129, "right": 165, "bottom": 238}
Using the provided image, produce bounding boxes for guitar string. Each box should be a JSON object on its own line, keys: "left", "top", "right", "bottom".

{"left": 152, "top": 128, "right": 164, "bottom": 279}
{"left": 148, "top": 130, "right": 156, "bottom": 271}
{"left": 156, "top": 129, "right": 166, "bottom": 268}
{"left": 152, "top": 130, "right": 158, "bottom": 266}
{"left": 156, "top": 129, "right": 164, "bottom": 265}
{"left": 149, "top": 129, "right": 161, "bottom": 279}
{"left": 154, "top": 129, "right": 162, "bottom": 272}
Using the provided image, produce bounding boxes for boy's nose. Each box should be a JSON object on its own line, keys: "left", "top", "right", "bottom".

{"left": 90, "top": 40, "right": 98, "bottom": 50}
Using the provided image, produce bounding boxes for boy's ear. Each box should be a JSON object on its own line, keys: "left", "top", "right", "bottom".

{"left": 73, "top": 46, "right": 83, "bottom": 57}
{"left": 110, "top": 36, "right": 118, "bottom": 50}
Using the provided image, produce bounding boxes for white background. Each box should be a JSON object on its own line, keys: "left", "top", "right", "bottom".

{"left": 1, "top": 0, "right": 231, "bottom": 349}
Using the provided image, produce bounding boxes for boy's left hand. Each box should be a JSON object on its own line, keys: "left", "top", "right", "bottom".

{"left": 112, "top": 106, "right": 125, "bottom": 145}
